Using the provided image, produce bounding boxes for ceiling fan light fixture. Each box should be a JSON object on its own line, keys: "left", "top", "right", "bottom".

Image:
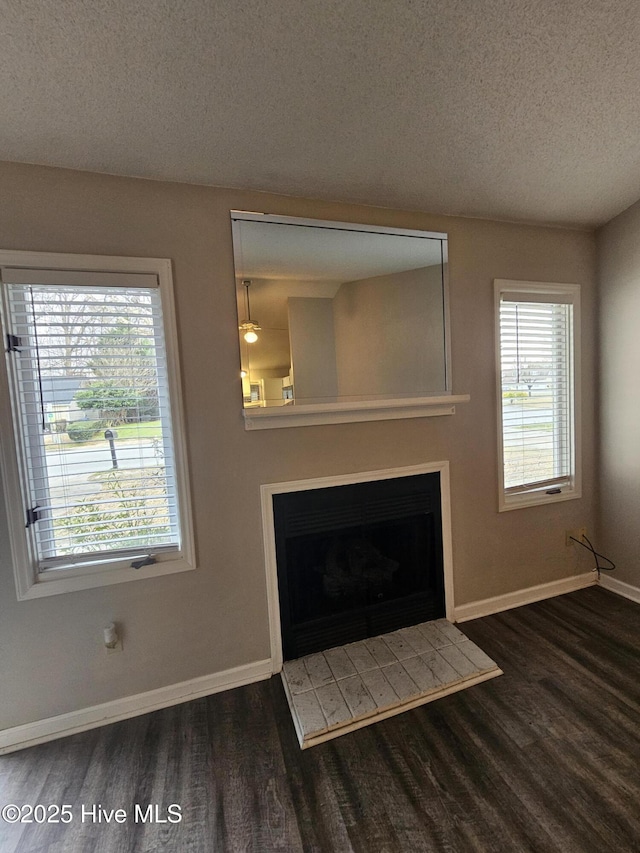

{"left": 240, "top": 279, "right": 261, "bottom": 343}
{"left": 239, "top": 320, "right": 261, "bottom": 343}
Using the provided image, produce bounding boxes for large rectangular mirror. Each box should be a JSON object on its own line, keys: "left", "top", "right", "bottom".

{"left": 231, "top": 212, "right": 450, "bottom": 412}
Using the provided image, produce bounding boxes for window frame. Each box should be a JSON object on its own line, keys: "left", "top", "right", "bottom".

{"left": 494, "top": 279, "right": 582, "bottom": 512}
{"left": 0, "top": 250, "right": 195, "bottom": 599}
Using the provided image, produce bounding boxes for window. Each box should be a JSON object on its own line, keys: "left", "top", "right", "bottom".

{"left": 0, "top": 251, "right": 194, "bottom": 598}
{"left": 495, "top": 280, "right": 581, "bottom": 511}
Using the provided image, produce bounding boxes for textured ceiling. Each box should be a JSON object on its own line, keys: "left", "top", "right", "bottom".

{"left": 2, "top": 0, "right": 640, "bottom": 228}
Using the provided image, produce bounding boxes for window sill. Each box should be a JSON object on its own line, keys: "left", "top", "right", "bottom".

{"left": 14, "top": 555, "right": 196, "bottom": 600}
{"left": 243, "top": 394, "right": 471, "bottom": 430}
{"left": 499, "top": 487, "right": 582, "bottom": 513}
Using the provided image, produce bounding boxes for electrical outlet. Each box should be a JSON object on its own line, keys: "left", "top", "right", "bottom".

{"left": 565, "top": 527, "right": 587, "bottom": 547}
{"left": 103, "top": 622, "right": 123, "bottom": 654}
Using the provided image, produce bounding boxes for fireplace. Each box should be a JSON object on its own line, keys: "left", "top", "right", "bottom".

{"left": 271, "top": 470, "right": 447, "bottom": 660}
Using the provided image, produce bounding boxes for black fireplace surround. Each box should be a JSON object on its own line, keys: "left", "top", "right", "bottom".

{"left": 273, "top": 473, "right": 445, "bottom": 660}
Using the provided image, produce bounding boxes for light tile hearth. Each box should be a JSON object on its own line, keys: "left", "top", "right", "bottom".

{"left": 281, "top": 619, "right": 502, "bottom": 748}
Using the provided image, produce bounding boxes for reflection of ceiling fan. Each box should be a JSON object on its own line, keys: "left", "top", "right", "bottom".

{"left": 239, "top": 279, "right": 261, "bottom": 343}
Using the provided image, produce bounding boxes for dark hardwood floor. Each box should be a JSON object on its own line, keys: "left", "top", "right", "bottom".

{"left": 1, "top": 586, "right": 639, "bottom": 852}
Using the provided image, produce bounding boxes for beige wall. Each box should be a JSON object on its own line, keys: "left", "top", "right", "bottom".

{"left": 0, "top": 161, "right": 597, "bottom": 730}
{"left": 597, "top": 201, "right": 640, "bottom": 588}
{"left": 333, "top": 265, "right": 446, "bottom": 396}
{"left": 288, "top": 297, "right": 338, "bottom": 401}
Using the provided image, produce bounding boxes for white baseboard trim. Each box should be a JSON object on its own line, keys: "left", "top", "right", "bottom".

{"left": 454, "top": 572, "right": 597, "bottom": 623}
{"left": 0, "top": 658, "right": 273, "bottom": 755}
{"left": 598, "top": 574, "right": 640, "bottom": 604}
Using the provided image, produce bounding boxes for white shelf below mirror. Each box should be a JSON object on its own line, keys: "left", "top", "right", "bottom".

{"left": 243, "top": 394, "right": 471, "bottom": 430}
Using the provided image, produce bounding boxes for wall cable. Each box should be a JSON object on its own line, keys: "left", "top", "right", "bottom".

{"left": 569, "top": 534, "right": 615, "bottom": 579}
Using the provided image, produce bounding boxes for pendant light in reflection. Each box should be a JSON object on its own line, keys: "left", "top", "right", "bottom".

{"left": 239, "top": 279, "right": 261, "bottom": 343}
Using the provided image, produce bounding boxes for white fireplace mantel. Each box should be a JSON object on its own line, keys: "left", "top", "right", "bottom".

{"left": 244, "top": 394, "right": 470, "bottom": 430}
{"left": 260, "top": 461, "right": 455, "bottom": 673}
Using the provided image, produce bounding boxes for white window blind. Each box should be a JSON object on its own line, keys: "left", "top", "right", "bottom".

{"left": 497, "top": 283, "right": 579, "bottom": 507}
{"left": 4, "top": 278, "right": 181, "bottom": 572}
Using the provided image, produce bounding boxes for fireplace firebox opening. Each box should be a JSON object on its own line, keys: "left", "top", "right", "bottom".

{"left": 273, "top": 472, "right": 445, "bottom": 660}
